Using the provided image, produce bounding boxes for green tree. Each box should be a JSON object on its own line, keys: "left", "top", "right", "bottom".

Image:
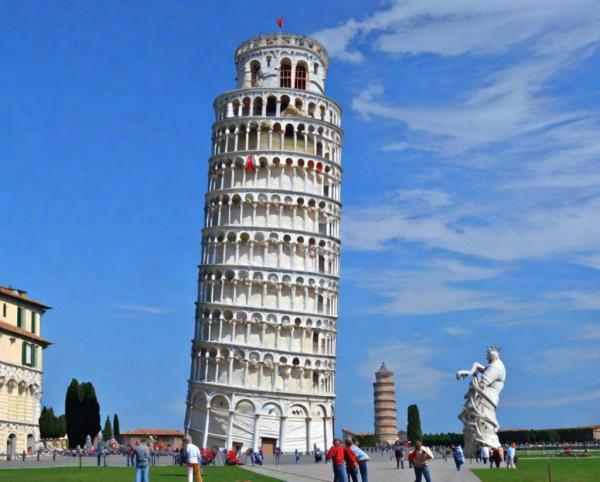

{"left": 102, "top": 416, "right": 112, "bottom": 440}
{"left": 57, "top": 414, "right": 67, "bottom": 437}
{"left": 39, "top": 406, "right": 56, "bottom": 438}
{"left": 113, "top": 414, "right": 121, "bottom": 442}
{"left": 407, "top": 404, "right": 423, "bottom": 442}
{"left": 64, "top": 379, "right": 102, "bottom": 447}
{"left": 65, "top": 379, "right": 83, "bottom": 447}
{"left": 80, "top": 382, "right": 101, "bottom": 441}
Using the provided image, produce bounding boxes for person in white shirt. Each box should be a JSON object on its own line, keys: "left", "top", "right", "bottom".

{"left": 480, "top": 446, "right": 490, "bottom": 464}
{"left": 182, "top": 435, "right": 202, "bottom": 482}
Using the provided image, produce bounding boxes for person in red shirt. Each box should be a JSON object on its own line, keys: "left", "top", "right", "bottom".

{"left": 343, "top": 439, "right": 359, "bottom": 482}
{"left": 326, "top": 439, "right": 348, "bottom": 482}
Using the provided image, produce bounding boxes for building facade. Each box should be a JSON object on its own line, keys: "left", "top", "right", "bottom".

{"left": 373, "top": 363, "right": 398, "bottom": 446}
{"left": 184, "top": 32, "right": 342, "bottom": 455}
{"left": 121, "top": 429, "right": 185, "bottom": 451}
{"left": 0, "top": 286, "right": 52, "bottom": 457}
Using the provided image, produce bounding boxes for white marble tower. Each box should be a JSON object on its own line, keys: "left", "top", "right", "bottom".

{"left": 184, "top": 32, "right": 343, "bottom": 455}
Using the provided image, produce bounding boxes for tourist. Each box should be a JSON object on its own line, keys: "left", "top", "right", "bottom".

{"left": 394, "top": 445, "right": 404, "bottom": 469}
{"left": 314, "top": 445, "right": 323, "bottom": 463}
{"left": 343, "top": 440, "right": 359, "bottom": 482}
{"left": 326, "top": 438, "right": 348, "bottom": 482}
{"left": 346, "top": 438, "right": 369, "bottom": 482}
{"left": 295, "top": 448, "right": 301, "bottom": 464}
{"left": 451, "top": 445, "right": 464, "bottom": 471}
{"left": 134, "top": 439, "right": 151, "bottom": 482}
{"left": 225, "top": 448, "right": 243, "bottom": 465}
{"left": 506, "top": 443, "right": 516, "bottom": 469}
{"left": 494, "top": 446, "right": 504, "bottom": 468}
{"left": 275, "top": 446, "right": 282, "bottom": 465}
{"left": 411, "top": 441, "right": 433, "bottom": 482}
{"left": 480, "top": 445, "right": 489, "bottom": 465}
{"left": 182, "top": 436, "right": 202, "bottom": 482}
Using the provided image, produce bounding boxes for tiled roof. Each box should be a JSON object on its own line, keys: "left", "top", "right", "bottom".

{"left": 122, "top": 429, "right": 185, "bottom": 437}
{"left": 0, "top": 320, "right": 52, "bottom": 346}
{"left": 0, "top": 286, "right": 51, "bottom": 309}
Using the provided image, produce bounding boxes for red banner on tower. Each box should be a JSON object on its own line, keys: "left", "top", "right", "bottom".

{"left": 245, "top": 154, "right": 255, "bottom": 171}
{"left": 277, "top": 17, "right": 284, "bottom": 29}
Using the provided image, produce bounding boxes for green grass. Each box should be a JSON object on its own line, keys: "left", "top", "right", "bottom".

{"left": 0, "top": 465, "right": 283, "bottom": 482}
{"left": 472, "top": 457, "right": 600, "bottom": 482}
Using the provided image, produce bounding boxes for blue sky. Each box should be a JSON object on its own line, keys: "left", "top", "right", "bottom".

{"left": 1, "top": 0, "right": 599, "bottom": 435}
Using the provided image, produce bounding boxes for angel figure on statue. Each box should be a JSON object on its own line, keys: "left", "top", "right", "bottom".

{"left": 456, "top": 346, "right": 506, "bottom": 457}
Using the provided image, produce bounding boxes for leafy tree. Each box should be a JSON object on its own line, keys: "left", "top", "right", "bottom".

{"left": 65, "top": 379, "right": 83, "bottom": 447}
{"left": 102, "top": 416, "right": 112, "bottom": 440}
{"left": 64, "top": 379, "right": 101, "bottom": 447}
{"left": 113, "top": 414, "right": 121, "bottom": 442}
{"left": 80, "top": 382, "right": 101, "bottom": 441}
{"left": 39, "top": 406, "right": 56, "bottom": 438}
{"left": 407, "top": 404, "right": 423, "bottom": 442}
{"left": 57, "top": 414, "right": 67, "bottom": 437}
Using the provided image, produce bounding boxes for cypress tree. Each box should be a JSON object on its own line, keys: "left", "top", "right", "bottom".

{"left": 39, "top": 406, "right": 54, "bottom": 438}
{"left": 102, "top": 416, "right": 112, "bottom": 440}
{"left": 113, "top": 414, "right": 121, "bottom": 442}
{"left": 65, "top": 379, "right": 83, "bottom": 447}
{"left": 57, "top": 414, "right": 67, "bottom": 437}
{"left": 407, "top": 404, "right": 423, "bottom": 442}
{"left": 80, "top": 382, "right": 101, "bottom": 441}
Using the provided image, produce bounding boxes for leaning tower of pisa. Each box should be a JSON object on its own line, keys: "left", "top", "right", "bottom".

{"left": 184, "top": 33, "right": 342, "bottom": 455}
{"left": 374, "top": 363, "right": 399, "bottom": 446}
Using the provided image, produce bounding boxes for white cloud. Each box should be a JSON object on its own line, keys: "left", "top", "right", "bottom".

{"left": 113, "top": 304, "right": 170, "bottom": 315}
{"left": 443, "top": 326, "right": 469, "bottom": 336}
{"left": 359, "top": 340, "right": 447, "bottom": 399}
{"left": 546, "top": 290, "right": 600, "bottom": 311}
{"left": 570, "top": 324, "right": 600, "bottom": 341}
{"left": 347, "top": 258, "right": 514, "bottom": 315}
{"left": 526, "top": 346, "right": 600, "bottom": 374}
{"left": 506, "top": 389, "right": 600, "bottom": 408}
{"left": 314, "top": 0, "right": 600, "bottom": 62}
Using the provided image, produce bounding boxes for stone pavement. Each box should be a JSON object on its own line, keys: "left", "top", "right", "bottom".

{"left": 245, "top": 458, "right": 484, "bottom": 482}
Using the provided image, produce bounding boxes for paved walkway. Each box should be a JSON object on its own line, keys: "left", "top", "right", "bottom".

{"left": 245, "top": 458, "right": 483, "bottom": 482}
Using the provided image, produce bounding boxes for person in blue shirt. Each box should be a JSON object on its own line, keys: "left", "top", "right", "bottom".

{"left": 452, "top": 445, "right": 464, "bottom": 471}
{"left": 346, "top": 437, "right": 369, "bottom": 482}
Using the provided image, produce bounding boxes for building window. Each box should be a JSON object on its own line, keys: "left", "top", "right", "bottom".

{"left": 314, "top": 63, "right": 319, "bottom": 74}
{"left": 295, "top": 63, "right": 307, "bottom": 90}
{"left": 31, "top": 312, "right": 37, "bottom": 334}
{"left": 22, "top": 342, "right": 37, "bottom": 368}
{"left": 250, "top": 60, "right": 261, "bottom": 87}
{"left": 17, "top": 307, "right": 24, "bottom": 328}
{"left": 2, "top": 303, "right": 6, "bottom": 317}
{"left": 280, "top": 59, "right": 292, "bottom": 88}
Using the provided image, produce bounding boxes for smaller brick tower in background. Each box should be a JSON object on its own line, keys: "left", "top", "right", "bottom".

{"left": 373, "top": 363, "right": 398, "bottom": 446}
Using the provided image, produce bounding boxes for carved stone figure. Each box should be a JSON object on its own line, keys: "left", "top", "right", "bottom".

{"left": 456, "top": 346, "right": 506, "bottom": 457}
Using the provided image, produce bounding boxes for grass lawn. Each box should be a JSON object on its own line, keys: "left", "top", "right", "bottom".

{"left": 0, "top": 465, "right": 283, "bottom": 482}
{"left": 472, "top": 457, "right": 600, "bottom": 482}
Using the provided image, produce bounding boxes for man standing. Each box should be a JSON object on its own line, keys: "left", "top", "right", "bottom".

{"left": 394, "top": 445, "right": 404, "bottom": 469}
{"left": 182, "top": 436, "right": 202, "bottom": 482}
{"left": 326, "top": 439, "right": 348, "bottom": 482}
{"left": 411, "top": 441, "right": 433, "bottom": 482}
{"left": 346, "top": 438, "right": 369, "bottom": 482}
{"left": 134, "top": 440, "right": 151, "bottom": 482}
{"left": 480, "top": 445, "right": 489, "bottom": 465}
{"left": 275, "top": 446, "right": 282, "bottom": 465}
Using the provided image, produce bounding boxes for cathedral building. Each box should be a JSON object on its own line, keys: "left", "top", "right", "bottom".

{"left": 184, "top": 32, "right": 343, "bottom": 455}
{"left": 0, "top": 286, "right": 52, "bottom": 457}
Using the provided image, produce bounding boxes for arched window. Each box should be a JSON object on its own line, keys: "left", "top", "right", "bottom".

{"left": 250, "top": 60, "right": 261, "bottom": 87}
{"left": 295, "top": 63, "right": 307, "bottom": 90}
{"left": 313, "top": 63, "right": 319, "bottom": 74}
{"left": 280, "top": 59, "right": 292, "bottom": 88}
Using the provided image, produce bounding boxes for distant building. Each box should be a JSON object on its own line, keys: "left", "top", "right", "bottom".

{"left": 0, "top": 286, "right": 52, "bottom": 457}
{"left": 397, "top": 430, "right": 407, "bottom": 442}
{"left": 121, "top": 429, "right": 185, "bottom": 450}
{"left": 373, "top": 363, "right": 398, "bottom": 446}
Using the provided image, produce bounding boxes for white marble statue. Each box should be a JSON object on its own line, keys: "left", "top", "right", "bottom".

{"left": 456, "top": 346, "right": 506, "bottom": 457}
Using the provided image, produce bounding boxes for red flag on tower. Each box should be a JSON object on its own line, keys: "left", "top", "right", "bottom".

{"left": 277, "top": 17, "right": 284, "bottom": 29}
{"left": 245, "top": 154, "right": 255, "bottom": 172}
